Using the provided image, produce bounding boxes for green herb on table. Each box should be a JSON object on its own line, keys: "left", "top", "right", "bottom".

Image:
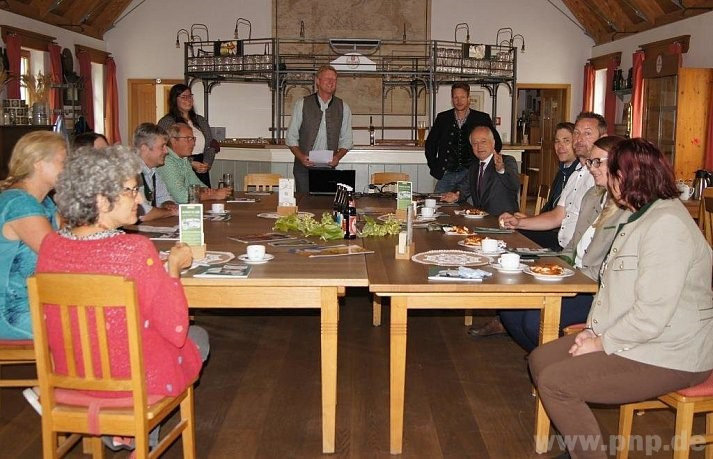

{"left": 273, "top": 213, "right": 344, "bottom": 240}
{"left": 360, "top": 216, "right": 401, "bottom": 237}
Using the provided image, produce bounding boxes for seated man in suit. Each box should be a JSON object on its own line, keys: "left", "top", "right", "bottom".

{"left": 440, "top": 126, "right": 519, "bottom": 216}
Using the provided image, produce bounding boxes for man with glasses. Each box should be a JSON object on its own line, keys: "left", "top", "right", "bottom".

{"left": 133, "top": 123, "right": 178, "bottom": 222}
{"left": 469, "top": 112, "right": 605, "bottom": 338}
{"left": 158, "top": 123, "right": 231, "bottom": 203}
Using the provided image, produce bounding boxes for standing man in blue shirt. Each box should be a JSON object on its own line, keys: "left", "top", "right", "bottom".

{"left": 286, "top": 65, "right": 353, "bottom": 192}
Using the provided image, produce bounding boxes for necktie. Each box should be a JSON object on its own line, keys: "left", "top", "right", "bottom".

{"left": 477, "top": 161, "right": 486, "bottom": 197}
{"left": 142, "top": 172, "right": 157, "bottom": 207}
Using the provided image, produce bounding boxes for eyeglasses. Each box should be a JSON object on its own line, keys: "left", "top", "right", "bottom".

{"left": 122, "top": 186, "right": 140, "bottom": 197}
{"left": 173, "top": 136, "right": 196, "bottom": 142}
{"left": 178, "top": 94, "right": 194, "bottom": 100}
{"left": 585, "top": 157, "right": 608, "bottom": 168}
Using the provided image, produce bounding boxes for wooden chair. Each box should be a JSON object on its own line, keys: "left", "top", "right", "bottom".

{"left": 369, "top": 171, "right": 410, "bottom": 326}
{"left": 518, "top": 173, "right": 530, "bottom": 214}
{"left": 0, "top": 339, "right": 37, "bottom": 412}
{"left": 617, "top": 371, "right": 713, "bottom": 459}
{"left": 534, "top": 184, "right": 550, "bottom": 216}
{"left": 244, "top": 173, "right": 281, "bottom": 192}
{"left": 700, "top": 187, "right": 713, "bottom": 246}
{"left": 28, "top": 273, "right": 196, "bottom": 459}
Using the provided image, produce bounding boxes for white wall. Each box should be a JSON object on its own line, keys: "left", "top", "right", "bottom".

{"left": 0, "top": 10, "right": 106, "bottom": 66}
{"left": 104, "top": 0, "right": 594, "bottom": 143}
{"left": 592, "top": 10, "right": 713, "bottom": 72}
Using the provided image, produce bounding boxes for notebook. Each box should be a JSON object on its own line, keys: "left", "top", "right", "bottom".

{"left": 308, "top": 169, "right": 356, "bottom": 195}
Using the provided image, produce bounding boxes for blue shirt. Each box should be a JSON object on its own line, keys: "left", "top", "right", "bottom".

{"left": 0, "top": 189, "right": 58, "bottom": 338}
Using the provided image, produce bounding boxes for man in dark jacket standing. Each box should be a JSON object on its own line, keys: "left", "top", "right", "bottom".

{"left": 425, "top": 82, "right": 501, "bottom": 197}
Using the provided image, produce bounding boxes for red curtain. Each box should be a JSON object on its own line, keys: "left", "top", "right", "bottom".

{"left": 77, "top": 49, "right": 94, "bottom": 131}
{"left": 5, "top": 33, "right": 21, "bottom": 99}
{"left": 604, "top": 58, "right": 617, "bottom": 135}
{"left": 706, "top": 89, "right": 713, "bottom": 170}
{"left": 582, "top": 62, "right": 595, "bottom": 112}
{"left": 48, "top": 44, "right": 62, "bottom": 123}
{"left": 104, "top": 57, "right": 121, "bottom": 144}
{"left": 630, "top": 51, "right": 645, "bottom": 138}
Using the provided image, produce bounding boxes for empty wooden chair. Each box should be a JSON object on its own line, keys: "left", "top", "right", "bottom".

{"left": 28, "top": 273, "right": 196, "bottom": 459}
{"left": 244, "top": 173, "right": 281, "bottom": 192}
{"left": 370, "top": 172, "right": 409, "bottom": 186}
{"left": 0, "top": 339, "right": 37, "bottom": 412}
{"left": 534, "top": 184, "right": 550, "bottom": 216}
{"left": 518, "top": 173, "right": 530, "bottom": 214}
{"left": 617, "top": 371, "right": 713, "bottom": 459}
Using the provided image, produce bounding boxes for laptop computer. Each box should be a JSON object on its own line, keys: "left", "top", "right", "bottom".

{"left": 308, "top": 169, "right": 356, "bottom": 195}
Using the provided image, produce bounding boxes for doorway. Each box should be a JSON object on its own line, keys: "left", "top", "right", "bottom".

{"left": 515, "top": 84, "right": 570, "bottom": 196}
{"left": 127, "top": 79, "right": 184, "bottom": 137}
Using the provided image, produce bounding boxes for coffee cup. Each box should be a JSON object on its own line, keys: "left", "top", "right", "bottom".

{"left": 499, "top": 253, "right": 521, "bottom": 270}
{"left": 481, "top": 238, "right": 500, "bottom": 253}
{"left": 420, "top": 207, "right": 435, "bottom": 218}
{"left": 424, "top": 198, "right": 437, "bottom": 208}
{"left": 676, "top": 182, "right": 693, "bottom": 201}
{"left": 246, "top": 244, "right": 266, "bottom": 261}
{"left": 211, "top": 203, "right": 225, "bottom": 213}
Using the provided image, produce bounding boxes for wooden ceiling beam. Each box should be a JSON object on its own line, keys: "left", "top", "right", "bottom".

{"left": 89, "top": 0, "right": 132, "bottom": 35}
{"left": 560, "top": 0, "right": 610, "bottom": 44}
{"left": 589, "top": 0, "right": 633, "bottom": 31}
{"left": 627, "top": 0, "right": 666, "bottom": 22}
{"left": 66, "top": 0, "right": 104, "bottom": 25}
{"left": 683, "top": 0, "right": 713, "bottom": 8}
{"left": 35, "top": 0, "right": 58, "bottom": 19}
{"left": 2, "top": 0, "right": 102, "bottom": 39}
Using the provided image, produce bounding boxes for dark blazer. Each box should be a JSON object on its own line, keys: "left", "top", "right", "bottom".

{"left": 468, "top": 154, "right": 520, "bottom": 216}
{"left": 425, "top": 109, "right": 502, "bottom": 180}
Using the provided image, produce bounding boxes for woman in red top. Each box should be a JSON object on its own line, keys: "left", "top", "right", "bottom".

{"left": 36, "top": 146, "right": 208, "bottom": 449}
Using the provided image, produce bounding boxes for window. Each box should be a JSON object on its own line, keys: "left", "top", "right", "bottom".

{"left": 593, "top": 68, "right": 607, "bottom": 117}
{"left": 19, "top": 49, "right": 30, "bottom": 103}
{"left": 91, "top": 62, "right": 104, "bottom": 134}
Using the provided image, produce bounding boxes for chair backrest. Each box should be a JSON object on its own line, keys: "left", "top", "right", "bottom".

{"left": 28, "top": 274, "right": 149, "bottom": 420}
{"left": 244, "top": 173, "right": 281, "bottom": 192}
{"left": 0, "top": 340, "right": 37, "bottom": 389}
{"left": 534, "top": 184, "right": 550, "bottom": 216}
{"left": 702, "top": 187, "right": 713, "bottom": 246}
{"left": 370, "top": 172, "right": 409, "bottom": 186}
{"left": 518, "top": 173, "right": 529, "bottom": 213}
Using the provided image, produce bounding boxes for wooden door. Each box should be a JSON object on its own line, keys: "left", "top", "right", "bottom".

{"left": 538, "top": 89, "right": 565, "bottom": 193}
{"left": 127, "top": 79, "right": 184, "bottom": 138}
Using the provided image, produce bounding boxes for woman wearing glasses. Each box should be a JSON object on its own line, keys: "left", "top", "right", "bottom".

{"left": 529, "top": 138, "right": 712, "bottom": 459}
{"left": 0, "top": 131, "right": 66, "bottom": 339}
{"left": 500, "top": 136, "right": 629, "bottom": 353}
{"left": 158, "top": 84, "right": 217, "bottom": 187}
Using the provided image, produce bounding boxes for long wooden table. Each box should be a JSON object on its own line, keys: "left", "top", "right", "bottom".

{"left": 149, "top": 194, "right": 368, "bottom": 454}
{"left": 361, "top": 211, "right": 598, "bottom": 454}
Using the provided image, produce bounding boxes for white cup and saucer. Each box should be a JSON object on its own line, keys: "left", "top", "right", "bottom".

{"left": 479, "top": 238, "right": 506, "bottom": 255}
{"left": 420, "top": 207, "right": 436, "bottom": 219}
{"left": 492, "top": 252, "right": 524, "bottom": 273}
{"left": 207, "top": 203, "right": 228, "bottom": 214}
{"left": 238, "top": 244, "right": 274, "bottom": 264}
{"left": 423, "top": 198, "right": 438, "bottom": 209}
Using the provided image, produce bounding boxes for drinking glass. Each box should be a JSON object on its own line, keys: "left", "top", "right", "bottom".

{"left": 222, "top": 173, "right": 234, "bottom": 198}
{"left": 417, "top": 121, "right": 427, "bottom": 146}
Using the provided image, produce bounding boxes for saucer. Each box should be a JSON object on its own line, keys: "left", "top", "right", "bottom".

{"left": 205, "top": 210, "right": 230, "bottom": 215}
{"left": 491, "top": 263, "right": 526, "bottom": 274}
{"left": 238, "top": 253, "right": 275, "bottom": 264}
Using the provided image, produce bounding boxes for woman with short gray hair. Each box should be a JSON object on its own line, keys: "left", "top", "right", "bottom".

{"left": 36, "top": 146, "right": 209, "bottom": 452}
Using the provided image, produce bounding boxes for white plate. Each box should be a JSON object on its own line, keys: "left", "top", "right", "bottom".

{"left": 442, "top": 226, "right": 476, "bottom": 236}
{"left": 378, "top": 214, "right": 437, "bottom": 224}
{"left": 491, "top": 263, "right": 527, "bottom": 274}
{"left": 473, "top": 248, "right": 507, "bottom": 256}
{"left": 523, "top": 266, "right": 575, "bottom": 281}
{"left": 454, "top": 210, "right": 489, "bottom": 218}
{"left": 204, "top": 210, "right": 230, "bottom": 215}
{"left": 463, "top": 213, "right": 488, "bottom": 219}
{"left": 237, "top": 253, "right": 275, "bottom": 264}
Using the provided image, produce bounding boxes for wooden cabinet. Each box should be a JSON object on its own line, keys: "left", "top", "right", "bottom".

{"left": 643, "top": 67, "right": 712, "bottom": 181}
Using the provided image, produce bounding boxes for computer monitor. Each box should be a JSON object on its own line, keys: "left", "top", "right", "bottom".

{"left": 308, "top": 169, "right": 356, "bottom": 195}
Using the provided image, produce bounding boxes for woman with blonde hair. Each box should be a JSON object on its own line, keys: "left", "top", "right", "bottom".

{"left": 0, "top": 131, "right": 66, "bottom": 338}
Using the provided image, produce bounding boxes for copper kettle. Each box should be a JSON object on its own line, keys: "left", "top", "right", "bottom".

{"left": 692, "top": 169, "right": 711, "bottom": 200}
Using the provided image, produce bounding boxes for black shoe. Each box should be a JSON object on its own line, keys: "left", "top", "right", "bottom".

{"left": 467, "top": 317, "right": 507, "bottom": 337}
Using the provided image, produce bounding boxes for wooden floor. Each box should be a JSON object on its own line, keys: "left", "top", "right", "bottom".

{"left": 0, "top": 288, "right": 706, "bottom": 458}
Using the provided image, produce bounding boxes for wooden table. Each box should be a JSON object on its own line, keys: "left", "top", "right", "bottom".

{"left": 361, "top": 211, "right": 598, "bottom": 454}
{"left": 149, "top": 194, "right": 368, "bottom": 454}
